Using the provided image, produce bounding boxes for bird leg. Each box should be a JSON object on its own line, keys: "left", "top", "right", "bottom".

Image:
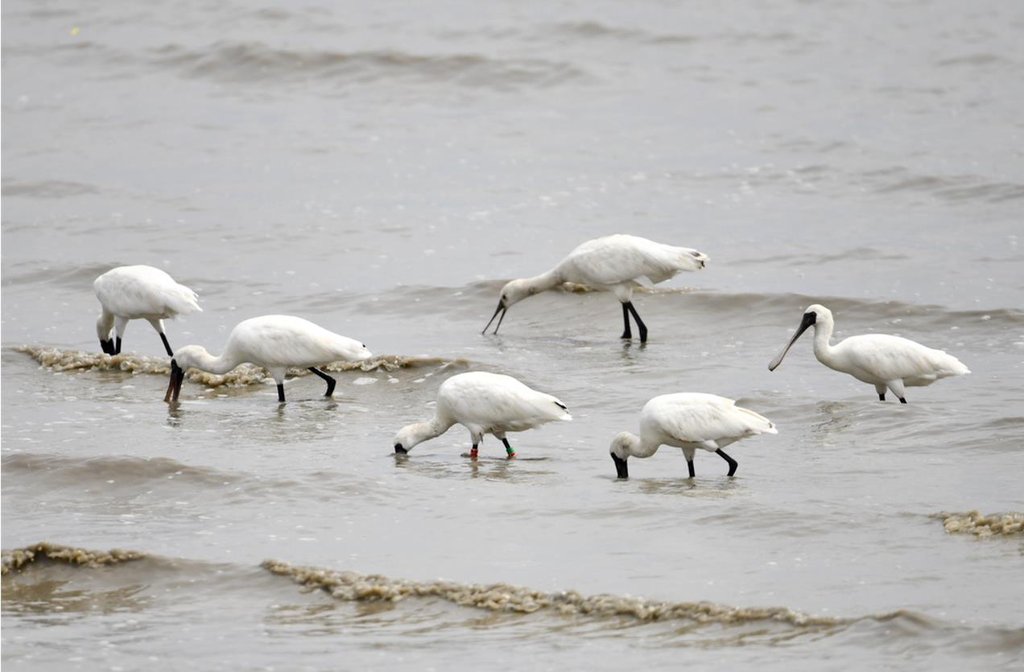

{"left": 160, "top": 333, "right": 174, "bottom": 357}
{"left": 886, "top": 380, "right": 908, "bottom": 404}
{"left": 114, "top": 337, "right": 123, "bottom": 355}
{"left": 620, "top": 303, "right": 632, "bottom": 339}
{"left": 687, "top": 459, "right": 696, "bottom": 479}
{"left": 469, "top": 444, "right": 479, "bottom": 460}
{"left": 875, "top": 384, "right": 886, "bottom": 402}
{"left": 716, "top": 448, "right": 738, "bottom": 476}
{"left": 276, "top": 384, "right": 286, "bottom": 403}
{"left": 501, "top": 437, "right": 517, "bottom": 459}
{"left": 308, "top": 367, "right": 337, "bottom": 397}
{"left": 625, "top": 302, "right": 648, "bottom": 343}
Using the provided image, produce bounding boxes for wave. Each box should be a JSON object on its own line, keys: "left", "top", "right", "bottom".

{"left": 1, "top": 178, "right": 99, "bottom": 199}
{"left": 3, "top": 541, "right": 918, "bottom": 633}
{"left": 13, "top": 345, "right": 469, "bottom": 387}
{"left": 937, "top": 511, "right": 1024, "bottom": 538}
{"left": 1, "top": 453, "right": 250, "bottom": 488}
{"left": 261, "top": 559, "right": 909, "bottom": 629}
{"left": 359, "top": 281, "right": 1024, "bottom": 329}
{"left": 152, "top": 41, "right": 586, "bottom": 90}
{"left": 2, "top": 542, "right": 145, "bottom": 576}
{"left": 686, "top": 163, "right": 1024, "bottom": 205}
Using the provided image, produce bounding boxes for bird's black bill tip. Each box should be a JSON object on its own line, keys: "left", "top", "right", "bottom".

{"left": 394, "top": 444, "right": 408, "bottom": 455}
{"left": 481, "top": 301, "right": 507, "bottom": 335}
{"left": 611, "top": 454, "right": 629, "bottom": 479}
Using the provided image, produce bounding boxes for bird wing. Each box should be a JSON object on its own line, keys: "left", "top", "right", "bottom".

{"left": 558, "top": 235, "right": 704, "bottom": 287}
{"left": 234, "top": 316, "right": 365, "bottom": 368}
{"left": 95, "top": 266, "right": 200, "bottom": 317}
{"left": 647, "top": 394, "right": 773, "bottom": 445}
{"left": 837, "top": 334, "right": 967, "bottom": 381}
{"left": 441, "top": 373, "right": 570, "bottom": 432}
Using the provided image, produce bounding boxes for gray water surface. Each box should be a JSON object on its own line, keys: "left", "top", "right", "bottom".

{"left": 3, "top": 0, "right": 1023, "bottom": 669}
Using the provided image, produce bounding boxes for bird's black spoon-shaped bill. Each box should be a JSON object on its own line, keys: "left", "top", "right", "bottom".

{"left": 164, "top": 360, "right": 185, "bottom": 403}
{"left": 611, "top": 453, "right": 629, "bottom": 479}
{"left": 482, "top": 300, "right": 507, "bottom": 335}
{"left": 768, "top": 311, "right": 817, "bottom": 371}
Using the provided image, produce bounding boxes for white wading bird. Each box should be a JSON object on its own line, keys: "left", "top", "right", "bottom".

{"left": 768, "top": 304, "right": 970, "bottom": 403}
{"left": 393, "top": 371, "right": 571, "bottom": 459}
{"left": 483, "top": 234, "right": 708, "bottom": 343}
{"left": 610, "top": 393, "right": 777, "bottom": 479}
{"left": 164, "top": 315, "right": 372, "bottom": 403}
{"left": 94, "top": 265, "right": 201, "bottom": 356}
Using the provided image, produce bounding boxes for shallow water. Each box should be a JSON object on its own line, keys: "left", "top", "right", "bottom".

{"left": 3, "top": 0, "right": 1024, "bottom": 669}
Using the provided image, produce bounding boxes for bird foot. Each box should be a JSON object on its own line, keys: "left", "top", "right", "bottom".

{"left": 469, "top": 448, "right": 479, "bottom": 460}
{"left": 505, "top": 451, "right": 517, "bottom": 460}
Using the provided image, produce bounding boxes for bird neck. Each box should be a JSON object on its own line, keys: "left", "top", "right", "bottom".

{"left": 96, "top": 310, "right": 114, "bottom": 340}
{"left": 404, "top": 416, "right": 455, "bottom": 449}
{"left": 811, "top": 318, "right": 837, "bottom": 365}
{"left": 522, "top": 270, "right": 563, "bottom": 294}
{"left": 179, "top": 348, "right": 240, "bottom": 376}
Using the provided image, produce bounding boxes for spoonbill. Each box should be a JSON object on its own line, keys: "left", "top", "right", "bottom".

{"left": 482, "top": 234, "right": 708, "bottom": 342}
{"left": 393, "top": 371, "right": 571, "bottom": 459}
{"left": 94, "top": 265, "right": 201, "bottom": 356}
{"left": 164, "top": 315, "right": 372, "bottom": 403}
{"left": 768, "top": 304, "right": 970, "bottom": 403}
{"left": 609, "top": 393, "right": 777, "bottom": 479}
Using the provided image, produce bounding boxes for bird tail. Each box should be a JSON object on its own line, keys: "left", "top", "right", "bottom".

{"left": 167, "top": 284, "right": 202, "bottom": 315}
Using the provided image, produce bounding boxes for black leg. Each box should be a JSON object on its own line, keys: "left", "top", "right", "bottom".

{"left": 308, "top": 367, "right": 336, "bottom": 397}
{"left": 160, "top": 333, "right": 173, "bottom": 357}
{"left": 687, "top": 460, "right": 695, "bottom": 479}
{"left": 620, "top": 303, "right": 632, "bottom": 339}
{"left": 114, "top": 337, "right": 122, "bottom": 355}
{"left": 878, "top": 393, "right": 886, "bottom": 401}
{"left": 501, "top": 438, "right": 516, "bottom": 458}
{"left": 899, "top": 397, "right": 907, "bottom": 404}
{"left": 716, "top": 448, "right": 738, "bottom": 476}
{"left": 277, "top": 384, "right": 286, "bottom": 402}
{"left": 469, "top": 444, "right": 479, "bottom": 460}
{"left": 625, "top": 302, "right": 648, "bottom": 343}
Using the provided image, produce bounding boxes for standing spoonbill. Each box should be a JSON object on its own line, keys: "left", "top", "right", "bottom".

{"left": 393, "top": 371, "right": 571, "bottom": 459}
{"left": 94, "top": 265, "right": 201, "bottom": 356}
{"left": 164, "top": 315, "right": 372, "bottom": 403}
{"left": 768, "top": 304, "right": 970, "bottom": 403}
{"left": 482, "top": 234, "right": 708, "bottom": 343}
{"left": 610, "top": 393, "right": 777, "bottom": 479}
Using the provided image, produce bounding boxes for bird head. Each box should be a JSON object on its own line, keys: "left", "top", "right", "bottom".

{"left": 768, "top": 304, "right": 830, "bottom": 371}
{"left": 609, "top": 432, "right": 637, "bottom": 479}
{"left": 392, "top": 422, "right": 429, "bottom": 455}
{"left": 164, "top": 345, "right": 206, "bottom": 403}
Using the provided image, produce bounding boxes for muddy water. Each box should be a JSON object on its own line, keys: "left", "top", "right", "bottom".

{"left": 3, "top": 0, "right": 1024, "bottom": 669}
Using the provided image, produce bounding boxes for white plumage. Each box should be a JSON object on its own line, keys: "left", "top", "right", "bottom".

{"left": 483, "top": 234, "right": 708, "bottom": 342}
{"left": 165, "top": 315, "right": 372, "bottom": 403}
{"left": 768, "top": 304, "right": 970, "bottom": 403}
{"left": 393, "top": 371, "right": 572, "bottom": 459}
{"left": 609, "top": 393, "right": 777, "bottom": 479}
{"left": 94, "top": 265, "right": 201, "bottom": 356}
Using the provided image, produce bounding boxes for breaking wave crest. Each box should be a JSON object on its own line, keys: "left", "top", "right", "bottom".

{"left": 260, "top": 559, "right": 907, "bottom": 629}
{"left": 14, "top": 346, "right": 468, "bottom": 388}
{"left": 937, "top": 511, "right": 1024, "bottom": 538}
{"left": 2, "top": 542, "right": 146, "bottom": 576}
